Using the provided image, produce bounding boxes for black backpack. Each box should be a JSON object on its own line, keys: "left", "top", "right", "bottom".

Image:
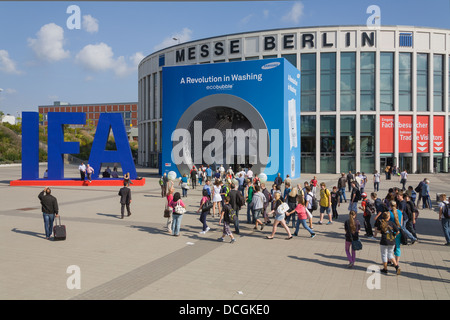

{"left": 443, "top": 202, "right": 450, "bottom": 219}
{"left": 415, "top": 182, "right": 423, "bottom": 193}
{"left": 365, "top": 200, "right": 375, "bottom": 215}
{"left": 353, "top": 188, "right": 361, "bottom": 202}
{"left": 310, "top": 193, "right": 318, "bottom": 210}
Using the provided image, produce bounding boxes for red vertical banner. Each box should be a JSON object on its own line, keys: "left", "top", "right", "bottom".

{"left": 380, "top": 115, "right": 394, "bottom": 153}
{"left": 416, "top": 115, "right": 429, "bottom": 153}
{"left": 398, "top": 115, "right": 412, "bottom": 153}
{"left": 433, "top": 116, "right": 445, "bottom": 153}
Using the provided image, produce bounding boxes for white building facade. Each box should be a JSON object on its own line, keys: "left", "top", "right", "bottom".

{"left": 138, "top": 25, "right": 450, "bottom": 174}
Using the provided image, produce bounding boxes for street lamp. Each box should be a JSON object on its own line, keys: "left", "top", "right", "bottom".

{"left": 173, "top": 37, "right": 180, "bottom": 44}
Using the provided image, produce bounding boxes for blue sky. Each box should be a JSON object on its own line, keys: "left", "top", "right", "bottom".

{"left": 0, "top": 0, "right": 449, "bottom": 116}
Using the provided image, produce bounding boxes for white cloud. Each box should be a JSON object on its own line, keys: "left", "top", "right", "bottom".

{"left": 76, "top": 42, "right": 115, "bottom": 72}
{"left": 0, "top": 50, "right": 22, "bottom": 74}
{"left": 263, "top": 10, "right": 270, "bottom": 19}
{"left": 153, "top": 28, "right": 193, "bottom": 51}
{"left": 282, "top": 2, "right": 304, "bottom": 24}
{"left": 28, "top": 23, "right": 70, "bottom": 62}
{"left": 82, "top": 15, "right": 99, "bottom": 33}
{"left": 4, "top": 88, "right": 17, "bottom": 94}
{"left": 130, "top": 52, "right": 145, "bottom": 67}
{"left": 75, "top": 42, "right": 141, "bottom": 77}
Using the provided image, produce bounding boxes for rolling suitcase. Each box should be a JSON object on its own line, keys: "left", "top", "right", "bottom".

{"left": 53, "top": 216, "right": 66, "bottom": 241}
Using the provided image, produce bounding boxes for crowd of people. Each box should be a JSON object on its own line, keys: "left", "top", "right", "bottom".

{"left": 161, "top": 164, "right": 450, "bottom": 275}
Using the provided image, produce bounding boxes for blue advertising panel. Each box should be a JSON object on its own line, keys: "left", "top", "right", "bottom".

{"left": 161, "top": 58, "right": 300, "bottom": 182}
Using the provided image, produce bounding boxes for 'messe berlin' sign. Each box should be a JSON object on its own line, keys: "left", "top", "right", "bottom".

{"left": 175, "top": 31, "right": 376, "bottom": 63}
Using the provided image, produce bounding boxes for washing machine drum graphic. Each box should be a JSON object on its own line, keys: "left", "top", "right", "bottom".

{"left": 173, "top": 94, "right": 269, "bottom": 175}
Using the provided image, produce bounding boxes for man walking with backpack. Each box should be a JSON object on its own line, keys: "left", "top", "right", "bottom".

{"left": 438, "top": 194, "right": 450, "bottom": 246}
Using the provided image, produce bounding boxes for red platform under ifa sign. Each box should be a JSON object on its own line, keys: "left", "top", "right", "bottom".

{"left": 380, "top": 115, "right": 445, "bottom": 153}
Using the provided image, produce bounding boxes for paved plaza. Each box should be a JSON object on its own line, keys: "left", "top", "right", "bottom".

{"left": 1, "top": 164, "right": 449, "bottom": 300}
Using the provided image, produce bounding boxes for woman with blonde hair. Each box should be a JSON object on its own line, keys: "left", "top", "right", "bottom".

{"left": 211, "top": 179, "right": 222, "bottom": 218}
{"left": 344, "top": 211, "right": 360, "bottom": 268}
{"left": 265, "top": 192, "right": 293, "bottom": 240}
{"left": 389, "top": 200, "right": 403, "bottom": 266}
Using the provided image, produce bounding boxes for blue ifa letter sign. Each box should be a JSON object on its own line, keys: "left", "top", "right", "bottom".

{"left": 22, "top": 112, "right": 136, "bottom": 180}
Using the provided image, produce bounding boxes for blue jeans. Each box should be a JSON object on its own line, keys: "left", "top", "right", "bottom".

{"left": 199, "top": 210, "right": 208, "bottom": 231}
{"left": 247, "top": 202, "right": 254, "bottom": 224}
{"left": 43, "top": 213, "right": 55, "bottom": 238}
{"left": 294, "top": 219, "right": 315, "bottom": 236}
{"left": 441, "top": 217, "right": 450, "bottom": 244}
{"left": 348, "top": 202, "right": 358, "bottom": 212}
{"left": 238, "top": 185, "right": 244, "bottom": 196}
{"left": 182, "top": 188, "right": 187, "bottom": 197}
{"left": 339, "top": 188, "right": 347, "bottom": 202}
{"left": 422, "top": 195, "right": 431, "bottom": 209}
{"left": 171, "top": 213, "right": 183, "bottom": 235}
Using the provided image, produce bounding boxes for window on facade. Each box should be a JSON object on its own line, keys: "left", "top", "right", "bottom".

{"left": 320, "top": 52, "right": 336, "bottom": 111}
{"left": 380, "top": 52, "right": 394, "bottom": 111}
{"left": 360, "top": 115, "right": 375, "bottom": 173}
{"left": 434, "top": 54, "right": 444, "bottom": 112}
{"left": 282, "top": 54, "right": 297, "bottom": 67}
{"left": 320, "top": 115, "right": 336, "bottom": 173}
{"left": 360, "top": 52, "right": 375, "bottom": 111}
{"left": 399, "top": 53, "right": 412, "bottom": 111}
{"left": 300, "top": 53, "right": 316, "bottom": 112}
{"left": 300, "top": 115, "right": 316, "bottom": 173}
{"left": 340, "top": 52, "right": 356, "bottom": 111}
{"left": 417, "top": 53, "right": 428, "bottom": 111}
{"left": 340, "top": 115, "right": 355, "bottom": 173}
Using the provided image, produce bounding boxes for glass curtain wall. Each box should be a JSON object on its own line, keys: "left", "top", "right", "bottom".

{"left": 340, "top": 116, "right": 356, "bottom": 172}
{"left": 434, "top": 54, "right": 444, "bottom": 112}
{"left": 320, "top": 115, "right": 336, "bottom": 173}
{"left": 300, "top": 116, "right": 316, "bottom": 172}
{"left": 320, "top": 53, "right": 336, "bottom": 111}
{"left": 301, "top": 53, "right": 316, "bottom": 112}
{"left": 380, "top": 52, "right": 394, "bottom": 111}
{"left": 301, "top": 115, "right": 316, "bottom": 173}
{"left": 417, "top": 53, "right": 429, "bottom": 111}
{"left": 360, "top": 52, "right": 376, "bottom": 111}
{"left": 399, "top": 53, "right": 412, "bottom": 111}
{"left": 361, "top": 115, "right": 375, "bottom": 173}
{"left": 340, "top": 52, "right": 356, "bottom": 111}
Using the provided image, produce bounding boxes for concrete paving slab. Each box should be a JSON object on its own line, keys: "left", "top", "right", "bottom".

{"left": 0, "top": 164, "right": 449, "bottom": 300}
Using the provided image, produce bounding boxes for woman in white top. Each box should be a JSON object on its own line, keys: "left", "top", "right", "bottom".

{"left": 212, "top": 179, "right": 222, "bottom": 217}
{"left": 304, "top": 185, "right": 314, "bottom": 229}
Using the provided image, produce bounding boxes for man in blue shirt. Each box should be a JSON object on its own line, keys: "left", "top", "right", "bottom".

{"left": 236, "top": 173, "right": 245, "bottom": 196}
{"left": 206, "top": 166, "right": 212, "bottom": 181}
{"left": 203, "top": 180, "right": 212, "bottom": 198}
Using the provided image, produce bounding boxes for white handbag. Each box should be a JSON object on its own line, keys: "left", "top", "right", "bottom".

{"left": 174, "top": 200, "right": 186, "bottom": 214}
{"left": 277, "top": 202, "right": 289, "bottom": 214}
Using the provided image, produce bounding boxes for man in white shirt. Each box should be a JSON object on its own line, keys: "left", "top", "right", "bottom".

{"left": 246, "top": 168, "right": 253, "bottom": 179}
{"left": 400, "top": 170, "right": 408, "bottom": 191}
{"left": 373, "top": 170, "right": 380, "bottom": 192}
{"left": 79, "top": 162, "right": 86, "bottom": 181}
